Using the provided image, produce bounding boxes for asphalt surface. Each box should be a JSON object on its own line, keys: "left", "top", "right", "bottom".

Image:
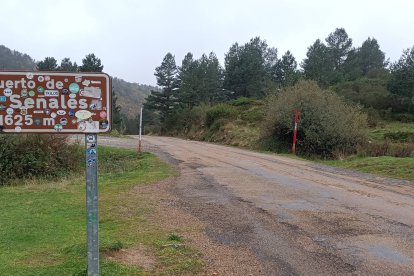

{"left": 98, "top": 135, "right": 414, "bottom": 275}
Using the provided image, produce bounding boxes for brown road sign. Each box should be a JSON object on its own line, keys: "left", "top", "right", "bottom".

{"left": 0, "top": 71, "right": 112, "bottom": 133}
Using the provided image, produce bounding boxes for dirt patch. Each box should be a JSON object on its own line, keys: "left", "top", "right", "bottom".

{"left": 131, "top": 177, "right": 265, "bottom": 275}
{"left": 104, "top": 246, "right": 156, "bottom": 270}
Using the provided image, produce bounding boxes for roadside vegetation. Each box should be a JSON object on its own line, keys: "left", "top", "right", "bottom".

{"left": 139, "top": 27, "right": 414, "bottom": 182}
{"left": 0, "top": 146, "right": 203, "bottom": 275}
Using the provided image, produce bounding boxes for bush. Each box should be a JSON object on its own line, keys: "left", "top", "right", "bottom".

{"left": 383, "top": 132, "right": 414, "bottom": 143}
{"left": 262, "top": 80, "right": 368, "bottom": 157}
{"left": 332, "top": 77, "right": 391, "bottom": 110}
{"left": 163, "top": 105, "right": 209, "bottom": 134}
{"left": 0, "top": 134, "right": 82, "bottom": 185}
{"left": 205, "top": 104, "right": 237, "bottom": 127}
{"left": 229, "top": 97, "right": 257, "bottom": 107}
{"left": 358, "top": 141, "right": 414, "bottom": 158}
{"left": 389, "top": 113, "right": 414, "bottom": 123}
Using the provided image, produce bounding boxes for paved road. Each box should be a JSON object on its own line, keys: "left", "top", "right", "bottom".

{"left": 99, "top": 135, "right": 414, "bottom": 275}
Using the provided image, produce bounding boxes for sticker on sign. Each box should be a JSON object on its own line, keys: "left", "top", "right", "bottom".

{"left": 44, "top": 90, "right": 59, "bottom": 97}
{"left": 0, "top": 72, "right": 112, "bottom": 133}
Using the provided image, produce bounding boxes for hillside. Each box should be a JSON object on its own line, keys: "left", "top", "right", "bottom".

{"left": 0, "top": 45, "right": 36, "bottom": 70}
{"left": 0, "top": 45, "right": 153, "bottom": 119}
{"left": 112, "top": 77, "right": 157, "bottom": 118}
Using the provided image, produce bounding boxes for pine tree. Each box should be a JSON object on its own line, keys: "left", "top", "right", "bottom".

{"left": 272, "top": 51, "right": 299, "bottom": 87}
{"left": 37, "top": 57, "right": 58, "bottom": 71}
{"left": 224, "top": 37, "right": 274, "bottom": 98}
{"left": 111, "top": 88, "right": 124, "bottom": 132}
{"left": 79, "top": 53, "right": 103, "bottom": 72}
{"left": 176, "top": 52, "right": 200, "bottom": 108}
{"left": 388, "top": 46, "right": 414, "bottom": 112}
{"left": 302, "top": 39, "right": 337, "bottom": 87}
{"left": 59, "top": 57, "right": 78, "bottom": 72}
{"left": 145, "top": 53, "right": 178, "bottom": 132}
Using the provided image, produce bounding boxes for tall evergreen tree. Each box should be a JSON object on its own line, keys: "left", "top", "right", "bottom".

{"left": 145, "top": 53, "right": 179, "bottom": 131}
{"left": 302, "top": 39, "right": 336, "bottom": 87}
{"left": 79, "top": 53, "right": 103, "bottom": 72}
{"left": 37, "top": 57, "right": 58, "bottom": 71}
{"left": 59, "top": 57, "right": 78, "bottom": 72}
{"left": 325, "top": 28, "right": 353, "bottom": 70}
{"left": 205, "top": 52, "right": 226, "bottom": 103}
{"left": 357, "top": 37, "right": 386, "bottom": 75}
{"left": 111, "top": 88, "right": 124, "bottom": 132}
{"left": 224, "top": 37, "right": 274, "bottom": 98}
{"left": 176, "top": 52, "right": 200, "bottom": 108}
{"left": 388, "top": 46, "right": 414, "bottom": 112}
{"left": 272, "top": 51, "right": 300, "bottom": 87}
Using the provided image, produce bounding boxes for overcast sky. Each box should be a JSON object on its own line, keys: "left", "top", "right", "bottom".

{"left": 1, "top": 0, "right": 413, "bottom": 85}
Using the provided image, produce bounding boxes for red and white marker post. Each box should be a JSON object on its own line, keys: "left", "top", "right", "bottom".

{"left": 292, "top": 110, "right": 299, "bottom": 155}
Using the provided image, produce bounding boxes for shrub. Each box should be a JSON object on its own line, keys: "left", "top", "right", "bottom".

{"left": 358, "top": 141, "right": 414, "bottom": 158}
{"left": 205, "top": 104, "right": 237, "bottom": 127}
{"left": 0, "top": 134, "right": 82, "bottom": 185}
{"left": 163, "top": 105, "right": 209, "bottom": 134}
{"left": 383, "top": 132, "right": 414, "bottom": 143}
{"left": 229, "top": 97, "right": 257, "bottom": 107}
{"left": 389, "top": 113, "right": 414, "bottom": 123}
{"left": 262, "top": 80, "right": 368, "bottom": 157}
{"left": 240, "top": 106, "right": 265, "bottom": 123}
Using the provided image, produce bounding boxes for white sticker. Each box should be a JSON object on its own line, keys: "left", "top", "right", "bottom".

{"left": 75, "top": 76, "right": 82, "bottom": 82}
{"left": 26, "top": 73, "right": 34, "bottom": 79}
{"left": 82, "top": 80, "right": 91, "bottom": 86}
{"left": 81, "top": 87, "right": 101, "bottom": 98}
{"left": 86, "top": 134, "right": 96, "bottom": 143}
{"left": 4, "top": 88, "right": 12, "bottom": 97}
{"left": 84, "top": 121, "right": 99, "bottom": 132}
{"left": 57, "top": 110, "right": 66, "bottom": 115}
{"left": 50, "top": 112, "right": 57, "bottom": 118}
{"left": 69, "top": 93, "right": 76, "bottom": 99}
{"left": 78, "top": 121, "right": 86, "bottom": 131}
{"left": 38, "top": 76, "right": 44, "bottom": 82}
{"left": 44, "top": 90, "right": 59, "bottom": 97}
{"left": 15, "top": 126, "right": 22, "bottom": 132}
{"left": 75, "top": 110, "right": 94, "bottom": 120}
{"left": 6, "top": 108, "right": 13, "bottom": 115}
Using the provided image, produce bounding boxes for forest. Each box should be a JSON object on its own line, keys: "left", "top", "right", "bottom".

{"left": 144, "top": 27, "right": 414, "bottom": 157}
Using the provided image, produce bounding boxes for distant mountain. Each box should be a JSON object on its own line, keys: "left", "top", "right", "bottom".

{"left": 0, "top": 44, "right": 155, "bottom": 119}
{"left": 0, "top": 45, "right": 36, "bottom": 70}
{"left": 112, "top": 77, "right": 158, "bottom": 118}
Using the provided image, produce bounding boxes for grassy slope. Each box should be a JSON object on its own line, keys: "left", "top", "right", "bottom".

{"left": 0, "top": 147, "right": 202, "bottom": 275}
{"left": 324, "top": 121, "right": 414, "bottom": 182}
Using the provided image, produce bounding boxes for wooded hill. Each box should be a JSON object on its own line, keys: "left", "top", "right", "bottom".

{"left": 0, "top": 45, "right": 154, "bottom": 119}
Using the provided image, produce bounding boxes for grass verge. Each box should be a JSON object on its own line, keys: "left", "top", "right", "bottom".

{"left": 0, "top": 146, "right": 203, "bottom": 275}
{"left": 323, "top": 156, "right": 414, "bottom": 182}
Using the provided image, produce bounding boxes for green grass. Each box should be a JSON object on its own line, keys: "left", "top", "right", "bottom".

{"left": 324, "top": 156, "right": 414, "bottom": 182}
{"left": 0, "top": 146, "right": 203, "bottom": 275}
{"left": 368, "top": 121, "right": 414, "bottom": 141}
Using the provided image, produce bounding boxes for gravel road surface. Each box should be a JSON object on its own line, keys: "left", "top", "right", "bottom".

{"left": 98, "top": 135, "right": 414, "bottom": 275}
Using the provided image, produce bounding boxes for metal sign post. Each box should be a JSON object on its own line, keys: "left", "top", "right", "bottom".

{"left": 86, "top": 133, "right": 99, "bottom": 276}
